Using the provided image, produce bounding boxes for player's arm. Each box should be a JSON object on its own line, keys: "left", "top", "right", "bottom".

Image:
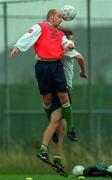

{"left": 10, "top": 24, "right": 41, "bottom": 57}
{"left": 75, "top": 54, "right": 87, "bottom": 78}
{"left": 64, "top": 43, "right": 87, "bottom": 78}
{"left": 70, "top": 41, "right": 87, "bottom": 78}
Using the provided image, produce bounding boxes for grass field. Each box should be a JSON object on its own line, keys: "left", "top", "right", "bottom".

{"left": 0, "top": 174, "right": 110, "bottom": 180}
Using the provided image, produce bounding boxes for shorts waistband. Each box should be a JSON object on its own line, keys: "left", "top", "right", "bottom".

{"left": 36, "top": 59, "right": 61, "bottom": 63}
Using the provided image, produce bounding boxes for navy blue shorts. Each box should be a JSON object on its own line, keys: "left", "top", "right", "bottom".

{"left": 49, "top": 90, "right": 72, "bottom": 113}
{"left": 35, "top": 60, "right": 68, "bottom": 95}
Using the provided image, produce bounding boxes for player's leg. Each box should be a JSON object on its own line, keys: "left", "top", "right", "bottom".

{"left": 43, "top": 93, "right": 62, "bottom": 143}
{"left": 42, "top": 105, "right": 68, "bottom": 176}
{"left": 35, "top": 61, "right": 63, "bottom": 163}
{"left": 57, "top": 92, "right": 77, "bottom": 141}
{"left": 53, "top": 118, "right": 66, "bottom": 155}
{"left": 52, "top": 118, "right": 68, "bottom": 176}
{"left": 37, "top": 108, "right": 61, "bottom": 164}
{"left": 54, "top": 61, "right": 77, "bottom": 141}
{"left": 35, "top": 61, "right": 59, "bottom": 141}
{"left": 42, "top": 108, "right": 61, "bottom": 145}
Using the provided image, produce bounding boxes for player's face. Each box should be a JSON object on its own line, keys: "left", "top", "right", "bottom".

{"left": 68, "top": 35, "right": 74, "bottom": 40}
{"left": 51, "top": 11, "right": 63, "bottom": 27}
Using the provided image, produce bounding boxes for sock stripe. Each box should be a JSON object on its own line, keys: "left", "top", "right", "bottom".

{"left": 43, "top": 102, "right": 51, "bottom": 109}
{"left": 41, "top": 144, "right": 48, "bottom": 151}
{"left": 62, "top": 102, "right": 70, "bottom": 108}
{"left": 53, "top": 155, "right": 61, "bottom": 158}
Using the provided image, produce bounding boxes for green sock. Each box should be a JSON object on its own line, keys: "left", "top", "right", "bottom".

{"left": 39, "top": 144, "right": 48, "bottom": 153}
{"left": 62, "top": 102, "right": 73, "bottom": 133}
{"left": 53, "top": 155, "right": 61, "bottom": 164}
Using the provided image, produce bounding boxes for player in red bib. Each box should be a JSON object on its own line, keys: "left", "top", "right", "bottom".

{"left": 10, "top": 9, "right": 77, "bottom": 169}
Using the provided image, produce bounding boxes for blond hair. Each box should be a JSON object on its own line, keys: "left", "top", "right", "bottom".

{"left": 47, "top": 9, "right": 57, "bottom": 20}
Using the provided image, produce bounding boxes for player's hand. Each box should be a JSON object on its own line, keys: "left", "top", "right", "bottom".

{"left": 67, "top": 43, "right": 76, "bottom": 49}
{"left": 80, "top": 71, "right": 87, "bottom": 78}
{"left": 10, "top": 47, "right": 19, "bottom": 57}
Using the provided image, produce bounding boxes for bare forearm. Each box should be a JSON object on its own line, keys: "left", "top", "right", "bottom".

{"left": 75, "top": 54, "right": 87, "bottom": 78}
{"left": 77, "top": 58, "right": 86, "bottom": 72}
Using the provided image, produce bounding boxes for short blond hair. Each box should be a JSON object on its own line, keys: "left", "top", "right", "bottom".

{"left": 47, "top": 9, "right": 57, "bottom": 20}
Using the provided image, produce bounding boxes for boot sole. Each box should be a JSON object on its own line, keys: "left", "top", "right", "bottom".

{"left": 52, "top": 163, "right": 68, "bottom": 177}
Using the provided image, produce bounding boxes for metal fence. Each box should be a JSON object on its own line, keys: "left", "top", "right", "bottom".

{"left": 0, "top": 0, "right": 112, "bottom": 151}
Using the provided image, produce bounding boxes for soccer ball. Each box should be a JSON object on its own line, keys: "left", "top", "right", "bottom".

{"left": 107, "top": 165, "right": 112, "bottom": 172}
{"left": 61, "top": 5, "right": 76, "bottom": 21}
{"left": 72, "top": 165, "right": 85, "bottom": 177}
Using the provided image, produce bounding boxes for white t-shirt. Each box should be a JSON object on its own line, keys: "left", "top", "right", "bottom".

{"left": 62, "top": 40, "right": 80, "bottom": 89}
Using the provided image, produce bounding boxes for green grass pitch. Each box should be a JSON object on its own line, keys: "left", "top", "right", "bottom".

{"left": 0, "top": 174, "right": 110, "bottom": 180}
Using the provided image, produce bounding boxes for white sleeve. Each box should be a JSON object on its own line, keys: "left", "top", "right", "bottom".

{"left": 64, "top": 49, "right": 80, "bottom": 58}
{"left": 62, "top": 35, "right": 69, "bottom": 49}
{"left": 14, "top": 24, "right": 41, "bottom": 52}
{"left": 62, "top": 36, "right": 76, "bottom": 49}
{"left": 64, "top": 40, "right": 80, "bottom": 57}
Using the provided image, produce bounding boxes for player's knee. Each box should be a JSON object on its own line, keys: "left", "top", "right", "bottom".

{"left": 57, "top": 93, "right": 69, "bottom": 104}
{"left": 51, "top": 119, "right": 59, "bottom": 130}
{"left": 43, "top": 94, "right": 52, "bottom": 106}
